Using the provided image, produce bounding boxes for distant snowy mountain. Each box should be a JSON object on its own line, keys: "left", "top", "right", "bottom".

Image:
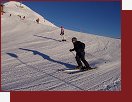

{"left": 3, "top": 1, "right": 56, "bottom": 27}
{"left": 1, "top": 1, "right": 121, "bottom": 91}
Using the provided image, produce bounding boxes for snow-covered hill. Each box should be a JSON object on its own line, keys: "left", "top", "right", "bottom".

{"left": 3, "top": 1, "right": 56, "bottom": 27}
{"left": 1, "top": 1, "right": 121, "bottom": 91}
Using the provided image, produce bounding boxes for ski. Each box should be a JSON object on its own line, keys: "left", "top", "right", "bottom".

{"left": 57, "top": 67, "right": 98, "bottom": 74}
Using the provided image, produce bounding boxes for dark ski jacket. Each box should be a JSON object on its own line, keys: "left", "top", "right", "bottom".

{"left": 71, "top": 41, "right": 85, "bottom": 53}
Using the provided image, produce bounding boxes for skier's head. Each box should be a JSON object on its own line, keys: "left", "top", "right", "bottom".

{"left": 61, "top": 26, "right": 63, "bottom": 28}
{"left": 72, "top": 37, "right": 77, "bottom": 43}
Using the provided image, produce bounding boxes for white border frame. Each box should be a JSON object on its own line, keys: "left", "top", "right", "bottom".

{"left": 122, "top": 0, "right": 132, "bottom": 10}
{"left": 0, "top": 92, "right": 10, "bottom": 102}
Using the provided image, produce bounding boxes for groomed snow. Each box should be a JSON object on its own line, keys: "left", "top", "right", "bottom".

{"left": 1, "top": 1, "right": 121, "bottom": 91}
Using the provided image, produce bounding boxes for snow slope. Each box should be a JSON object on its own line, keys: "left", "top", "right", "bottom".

{"left": 1, "top": 1, "right": 121, "bottom": 91}
{"left": 3, "top": 1, "right": 56, "bottom": 27}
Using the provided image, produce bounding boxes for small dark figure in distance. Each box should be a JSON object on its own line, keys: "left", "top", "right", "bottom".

{"left": 36, "top": 18, "right": 40, "bottom": 24}
{"left": 17, "top": 15, "right": 21, "bottom": 19}
{"left": 21, "top": 16, "right": 25, "bottom": 20}
{"left": 23, "top": 16, "right": 25, "bottom": 19}
{"left": 9, "top": 14, "right": 11, "bottom": 17}
{"left": 60, "top": 26, "right": 66, "bottom": 41}
{"left": 69, "top": 37, "right": 91, "bottom": 70}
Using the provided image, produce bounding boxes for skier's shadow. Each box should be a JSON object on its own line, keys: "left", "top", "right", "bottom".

{"left": 34, "top": 35, "right": 61, "bottom": 42}
{"left": 19, "top": 48, "right": 76, "bottom": 69}
{"left": 6, "top": 53, "right": 18, "bottom": 59}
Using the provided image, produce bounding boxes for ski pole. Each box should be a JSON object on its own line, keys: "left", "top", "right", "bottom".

{"left": 71, "top": 51, "right": 76, "bottom": 57}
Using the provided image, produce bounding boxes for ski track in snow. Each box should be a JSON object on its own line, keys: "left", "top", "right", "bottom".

{"left": 1, "top": 1, "right": 121, "bottom": 91}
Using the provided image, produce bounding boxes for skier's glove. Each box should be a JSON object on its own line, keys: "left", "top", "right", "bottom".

{"left": 69, "top": 49, "right": 73, "bottom": 52}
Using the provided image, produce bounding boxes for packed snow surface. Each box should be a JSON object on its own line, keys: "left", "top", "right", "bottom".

{"left": 1, "top": 1, "right": 121, "bottom": 91}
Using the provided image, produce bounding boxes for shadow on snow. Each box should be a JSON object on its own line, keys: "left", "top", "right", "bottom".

{"left": 18, "top": 48, "right": 76, "bottom": 69}
{"left": 34, "top": 35, "right": 61, "bottom": 42}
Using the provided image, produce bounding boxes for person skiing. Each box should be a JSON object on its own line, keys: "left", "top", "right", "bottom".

{"left": 36, "top": 18, "right": 40, "bottom": 24}
{"left": 23, "top": 16, "right": 25, "bottom": 19}
{"left": 17, "top": 15, "right": 21, "bottom": 19}
{"left": 69, "top": 37, "right": 91, "bottom": 70}
{"left": 60, "top": 26, "right": 66, "bottom": 41}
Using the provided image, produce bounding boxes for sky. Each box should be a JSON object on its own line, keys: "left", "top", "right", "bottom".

{"left": 23, "top": 2, "right": 121, "bottom": 38}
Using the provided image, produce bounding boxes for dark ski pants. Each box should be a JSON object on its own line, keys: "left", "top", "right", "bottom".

{"left": 75, "top": 52, "right": 90, "bottom": 67}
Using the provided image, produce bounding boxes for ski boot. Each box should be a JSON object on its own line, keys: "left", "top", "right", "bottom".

{"left": 75, "top": 66, "right": 83, "bottom": 69}
{"left": 81, "top": 66, "right": 92, "bottom": 71}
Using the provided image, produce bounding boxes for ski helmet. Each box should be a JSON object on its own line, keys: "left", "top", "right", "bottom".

{"left": 72, "top": 37, "right": 77, "bottom": 42}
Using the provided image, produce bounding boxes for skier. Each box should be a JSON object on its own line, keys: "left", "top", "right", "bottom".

{"left": 23, "top": 16, "right": 25, "bottom": 19}
{"left": 21, "top": 16, "right": 25, "bottom": 20}
{"left": 17, "top": 15, "right": 21, "bottom": 19}
{"left": 60, "top": 26, "right": 66, "bottom": 41}
{"left": 9, "top": 14, "right": 11, "bottom": 17}
{"left": 69, "top": 37, "right": 91, "bottom": 70}
{"left": 36, "top": 18, "right": 40, "bottom": 24}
